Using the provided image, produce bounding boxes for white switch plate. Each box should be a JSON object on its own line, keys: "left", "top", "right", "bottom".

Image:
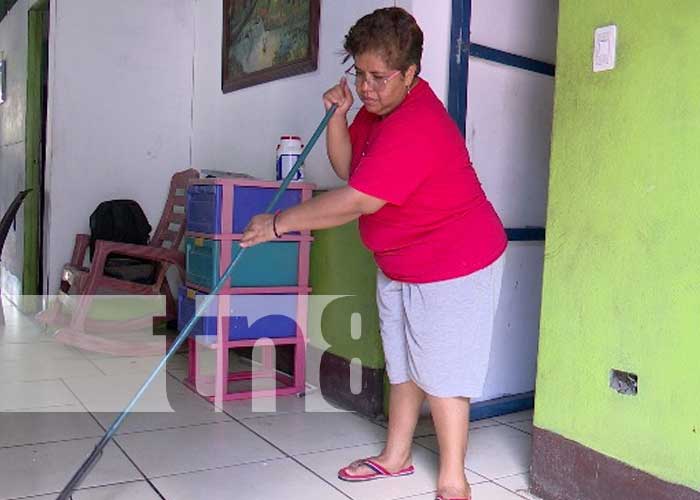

{"left": 594, "top": 25, "right": 617, "bottom": 72}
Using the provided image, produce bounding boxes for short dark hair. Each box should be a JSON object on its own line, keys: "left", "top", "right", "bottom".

{"left": 343, "top": 7, "right": 424, "bottom": 75}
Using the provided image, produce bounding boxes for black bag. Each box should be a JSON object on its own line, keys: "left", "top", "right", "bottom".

{"left": 89, "top": 200, "right": 155, "bottom": 284}
{"left": 89, "top": 199, "right": 152, "bottom": 258}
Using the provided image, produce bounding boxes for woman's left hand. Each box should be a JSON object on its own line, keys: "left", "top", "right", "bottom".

{"left": 240, "top": 214, "right": 277, "bottom": 248}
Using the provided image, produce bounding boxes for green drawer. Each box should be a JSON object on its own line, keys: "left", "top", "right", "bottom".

{"left": 185, "top": 237, "right": 221, "bottom": 289}
{"left": 186, "top": 236, "right": 300, "bottom": 289}
{"left": 230, "top": 241, "right": 299, "bottom": 287}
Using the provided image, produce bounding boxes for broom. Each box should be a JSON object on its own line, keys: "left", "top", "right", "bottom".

{"left": 56, "top": 104, "right": 337, "bottom": 500}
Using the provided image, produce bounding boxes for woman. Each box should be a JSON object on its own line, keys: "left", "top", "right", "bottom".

{"left": 241, "top": 8, "right": 506, "bottom": 500}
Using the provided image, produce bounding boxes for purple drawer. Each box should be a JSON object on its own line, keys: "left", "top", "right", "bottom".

{"left": 187, "top": 185, "right": 222, "bottom": 234}
{"left": 178, "top": 287, "right": 299, "bottom": 341}
{"left": 232, "top": 186, "right": 302, "bottom": 233}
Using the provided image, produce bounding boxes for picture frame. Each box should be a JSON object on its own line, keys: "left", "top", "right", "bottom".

{"left": 222, "top": 0, "right": 320, "bottom": 93}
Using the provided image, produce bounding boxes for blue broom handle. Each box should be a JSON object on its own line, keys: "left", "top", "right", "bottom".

{"left": 56, "top": 104, "right": 338, "bottom": 500}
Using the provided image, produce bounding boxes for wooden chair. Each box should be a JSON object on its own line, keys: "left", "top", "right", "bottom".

{"left": 37, "top": 169, "right": 198, "bottom": 353}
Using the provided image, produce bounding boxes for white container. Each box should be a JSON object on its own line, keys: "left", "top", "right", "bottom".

{"left": 276, "top": 135, "right": 304, "bottom": 181}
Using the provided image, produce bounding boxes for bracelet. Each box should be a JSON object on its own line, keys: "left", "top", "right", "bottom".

{"left": 272, "top": 210, "right": 283, "bottom": 238}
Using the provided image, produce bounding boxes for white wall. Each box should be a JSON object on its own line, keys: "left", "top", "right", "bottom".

{"left": 407, "top": 0, "right": 451, "bottom": 103}
{"left": 468, "top": 0, "right": 559, "bottom": 401}
{"left": 0, "top": 0, "right": 29, "bottom": 296}
{"left": 44, "top": 0, "right": 195, "bottom": 291}
{"left": 191, "top": 0, "right": 452, "bottom": 189}
{"left": 192, "top": 0, "right": 402, "bottom": 190}
{"left": 470, "top": 0, "right": 558, "bottom": 64}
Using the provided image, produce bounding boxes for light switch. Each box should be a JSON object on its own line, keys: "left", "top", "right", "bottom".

{"left": 594, "top": 25, "right": 617, "bottom": 72}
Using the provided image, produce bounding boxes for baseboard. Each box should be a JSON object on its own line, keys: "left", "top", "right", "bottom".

{"left": 470, "top": 392, "right": 534, "bottom": 421}
{"left": 531, "top": 427, "right": 700, "bottom": 500}
{"left": 317, "top": 346, "right": 385, "bottom": 418}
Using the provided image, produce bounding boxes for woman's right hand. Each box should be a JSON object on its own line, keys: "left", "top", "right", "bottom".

{"left": 323, "top": 77, "right": 354, "bottom": 116}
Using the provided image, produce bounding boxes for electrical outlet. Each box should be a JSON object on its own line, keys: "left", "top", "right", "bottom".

{"left": 610, "top": 369, "right": 638, "bottom": 396}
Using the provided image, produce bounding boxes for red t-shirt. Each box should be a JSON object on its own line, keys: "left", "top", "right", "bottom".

{"left": 348, "top": 78, "right": 507, "bottom": 283}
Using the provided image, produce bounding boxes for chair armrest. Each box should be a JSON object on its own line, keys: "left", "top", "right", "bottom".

{"left": 91, "top": 240, "right": 185, "bottom": 272}
{"left": 70, "top": 234, "right": 91, "bottom": 267}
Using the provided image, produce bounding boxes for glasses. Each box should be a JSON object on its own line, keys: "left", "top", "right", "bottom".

{"left": 345, "top": 66, "right": 402, "bottom": 91}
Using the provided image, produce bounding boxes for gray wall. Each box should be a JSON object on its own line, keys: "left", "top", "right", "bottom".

{"left": 0, "top": 0, "right": 28, "bottom": 295}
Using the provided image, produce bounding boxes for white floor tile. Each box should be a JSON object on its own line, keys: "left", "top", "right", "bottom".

{"left": 2, "top": 403, "right": 86, "bottom": 413}
{"left": 220, "top": 387, "right": 346, "bottom": 419}
{"left": 380, "top": 416, "right": 502, "bottom": 438}
{"left": 469, "top": 482, "right": 526, "bottom": 500}
{"left": 167, "top": 353, "right": 190, "bottom": 371}
{"left": 166, "top": 367, "right": 188, "bottom": 381}
{"left": 506, "top": 420, "right": 533, "bottom": 435}
{"left": 9, "top": 496, "right": 55, "bottom": 500}
{"left": 0, "top": 410, "right": 103, "bottom": 448}
{"left": 494, "top": 410, "right": 533, "bottom": 424}
{"left": 416, "top": 426, "right": 532, "bottom": 481}
{"left": 152, "top": 458, "right": 348, "bottom": 500}
{"left": 495, "top": 473, "right": 542, "bottom": 499}
{"left": 471, "top": 417, "right": 504, "bottom": 430}
{"left": 91, "top": 384, "right": 229, "bottom": 434}
{"left": 243, "top": 411, "right": 387, "bottom": 455}
{"left": 298, "top": 442, "right": 488, "bottom": 500}
{"left": 0, "top": 313, "right": 52, "bottom": 345}
{"left": 164, "top": 352, "right": 191, "bottom": 381}
{"left": 402, "top": 482, "right": 526, "bottom": 500}
{"left": 62, "top": 372, "right": 174, "bottom": 413}
{"left": 464, "top": 426, "right": 532, "bottom": 479}
{"left": 0, "top": 379, "right": 81, "bottom": 411}
{"left": 0, "top": 328, "right": 53, "bottom": 344}
{"left": 17, "top": 481, "right": 161, "bottom": 500}
{"left": 0, "top": 341, "right": 83, "bottom": 362}
{"left": 0, "top": 439, "right": 141, "bottom": 500}
{"left": 74, "top": 346, "right": 164, "bottom": 361}
{"left": 115, "top": 420, "right": 284, "bottom": 478}
{"left": 72, "top": 481, "right": 162, "bottom": 500}
{"left": 0, "top": 357, "right": 104, "bottom": 383}
{"left": 89, "top": 356, "right": 167, "bottom": 376}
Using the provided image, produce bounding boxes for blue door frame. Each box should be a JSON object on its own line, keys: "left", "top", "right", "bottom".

{"left": 447, "top": 0, "right": 556, "bottom": 418}
{"left": 447, "top": 0, "right": 554, "bottom": 246}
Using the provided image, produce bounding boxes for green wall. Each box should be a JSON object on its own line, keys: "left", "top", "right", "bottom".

{"left": 308, "top": 219, "right": 384, "bottom": 370}
{"left": 535, "top": 0, "right": 700, "bottom": 490}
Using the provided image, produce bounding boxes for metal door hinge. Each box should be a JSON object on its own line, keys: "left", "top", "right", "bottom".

{"left": 455, "top": 27, "right": 470, "bottom": 65}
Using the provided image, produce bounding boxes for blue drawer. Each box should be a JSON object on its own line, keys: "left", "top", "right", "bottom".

{"left": 187, "top": 185, "right": 222, "bottom": 234}
{"left": 178, "top": 287, "right": 298, "bottom": 341}
{"left": 232, "top": 186, "right": 302, "bottom": 233}
{"left": 229, "top": 295, "right": 299, "bottom": 340}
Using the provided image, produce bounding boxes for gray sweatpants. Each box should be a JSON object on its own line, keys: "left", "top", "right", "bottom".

{"left": 377, "top": 256, "right": 504, "bottom": 398}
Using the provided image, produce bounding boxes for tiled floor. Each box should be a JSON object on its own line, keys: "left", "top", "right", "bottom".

{"left": 0, "top": 300, "right": 539, "bottom": 500}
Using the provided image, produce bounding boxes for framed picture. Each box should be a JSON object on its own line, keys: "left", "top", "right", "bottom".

{"left": 222, "top": 0, "right": 320, "bottom": 93}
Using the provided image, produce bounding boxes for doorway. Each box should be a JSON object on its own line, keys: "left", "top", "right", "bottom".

{"left": 447, "top": 0, "right": 559, "bottom": 417}
{"left": 23, "top": 0, "right": 49, "bottom": 298}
